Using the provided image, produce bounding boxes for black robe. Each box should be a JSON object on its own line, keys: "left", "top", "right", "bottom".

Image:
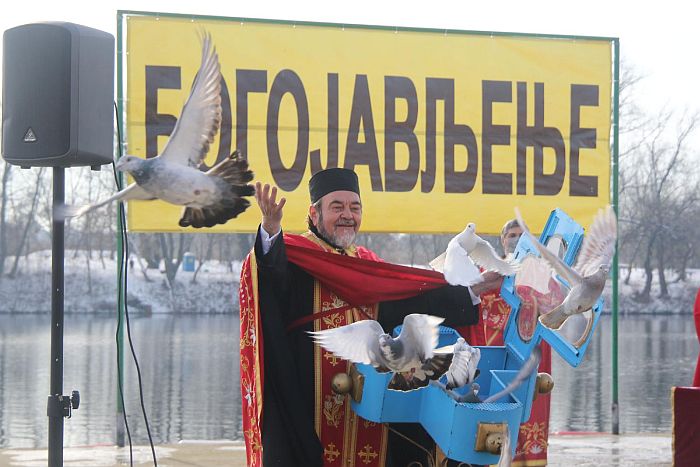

{"left": 254, "top": 230, "right": 479, "bottom": 466}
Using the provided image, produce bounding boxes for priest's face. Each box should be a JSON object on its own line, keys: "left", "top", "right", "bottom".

{"left": 310, "top": 191, "right": 362, "bottom": 248}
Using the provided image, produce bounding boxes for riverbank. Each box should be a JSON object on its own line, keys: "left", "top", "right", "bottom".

{"left": 1, "top": 250, "right": 698, "bottom": 314}
{"left": 0, "top": 433, "right": 673, "bottom": 466}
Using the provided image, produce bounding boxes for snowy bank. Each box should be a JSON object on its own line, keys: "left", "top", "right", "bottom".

{"left": 0, "top": 250, "right": 697, "bottom": 314}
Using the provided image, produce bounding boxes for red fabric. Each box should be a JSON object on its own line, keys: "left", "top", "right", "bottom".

{"left": 693, "top": 288, "right": 700, "bottom": 387}
{"left": 672, "top": 386, "right": 700, "bottom": 466}
{"left": 313, "top": 286, "right": 387, "bottom": 466}
{"left": 239, "top": 255, "right": 264, "bottom": 466}
{"left": 284, "top": 233, "right": 449, "bottom": 307}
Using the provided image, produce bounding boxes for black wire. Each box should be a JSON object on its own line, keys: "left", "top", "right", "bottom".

{"left": 113, "top": 105, "right": 134, "bottom": 466}
{"left": 113, "top": 102, "right": 158, "bottom": 466}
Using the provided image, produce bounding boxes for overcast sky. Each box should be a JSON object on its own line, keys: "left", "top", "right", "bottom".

{"left": 0, "top": 0, "right": 696, "bottom": 117}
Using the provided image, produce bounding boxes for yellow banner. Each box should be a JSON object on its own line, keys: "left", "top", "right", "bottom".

{"left": 123, "top": 13, "right": 613, "bottom": 234}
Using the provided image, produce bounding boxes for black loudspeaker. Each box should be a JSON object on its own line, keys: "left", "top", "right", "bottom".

{"left": 2, "top": 22, "right": 114, "bottom": 168}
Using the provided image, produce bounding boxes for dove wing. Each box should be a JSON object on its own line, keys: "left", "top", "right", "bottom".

{"left": 483, "top": 346, "right": 541, "bottom": 404}
{"left": 60, "top": 183, "right": 154, "bottom": 218}
{"left": 470, "top": 238, "right": 518, "bottom": 275}
{"left": 159, "top": 34, "right": 222, "bottom": 168}
{"left": 515, "top": 207, "right": 582, "bottom": 286}
{"left": 443, "top": 238, "right": 483, "bottom": 286}
{"left": 308, "top": 320, "right": 385, "bottom": 366}
{"left": 397, "top": 314, "right": 444, "bottom": 361}
{"left": 574, "top": 205, "right": 618, "bottom": 276}
{"left": 445, "top": 339, "right": 472, "bottom": 388}
{"left": 428, "top": 251, "right": 446, "bottom": 272}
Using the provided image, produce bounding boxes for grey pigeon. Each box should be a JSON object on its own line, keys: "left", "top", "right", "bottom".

{"left": 440, "top": 224, "right": 517, "bottom": 287}
{"left": 309, "top": 314, "right": 454, "bottom": 391}
{"left": 515, "top": 206, "right": 617, "bottom": 330}
{"left": 61, "top": 34, "right": 254, "bottom": 228}
{"left": 437, "top": 381, "right": 482, "bottom": 403}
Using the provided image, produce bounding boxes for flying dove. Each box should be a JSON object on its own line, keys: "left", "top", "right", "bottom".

{"left": 61, "top": 34, "right": 255, "bottom": 228}
{"left": 515, "top": 206, "right": 617, "bottom": 330}
{"left": 309, "top": 314, "right": 456, "bottom": 391}
{"left": 436, "top": 223, "right": 518, "bottom": 287}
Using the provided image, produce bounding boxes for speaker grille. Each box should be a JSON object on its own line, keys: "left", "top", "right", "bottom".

{"left": 2, "top": 24, "right": 73, "bottom": 160}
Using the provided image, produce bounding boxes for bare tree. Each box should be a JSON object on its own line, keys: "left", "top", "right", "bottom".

{"left": 191, "top": 234, "right": 216, "bottom": 283}
{"left": 8, "top": 168, "right": 45, "bottom": 277}
{"left": 0, "top": 163, "right": 12, "bottom": 275}
{"left": 621, "top": 112, "right": 699, "bottom": 301}
{"left": 158, "top": 232, "right": 193, "bottom": 289}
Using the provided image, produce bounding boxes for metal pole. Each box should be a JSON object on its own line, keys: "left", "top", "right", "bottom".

{"left": 611, "top": 38, "right": 621, "bottom": 435}
{"left": 115, "top": 11, "right": 126, "bottom": 447}
{"left": 48, "top": 167, "right": 65, "bottom": 467}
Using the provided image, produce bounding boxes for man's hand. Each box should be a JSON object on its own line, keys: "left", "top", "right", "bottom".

{"left": 470, "top": 271, "right": 504, "bottom": 296}
{"left": 255, "top": 182, "right": 286, "bottom": 236}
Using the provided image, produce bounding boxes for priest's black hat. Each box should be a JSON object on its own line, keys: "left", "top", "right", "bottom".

{"left": 309, "top": 168, "right": 360, "bottom": 203}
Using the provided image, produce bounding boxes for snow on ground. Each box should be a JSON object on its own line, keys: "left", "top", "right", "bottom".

{"left": 0, "top": 250, "right": 697, "bottom": 314}
{"left": 603, "top": 267, "right": 699, "bottom": 315}
{"left": 0, "top": 250, "right": 243, "bottom": 314}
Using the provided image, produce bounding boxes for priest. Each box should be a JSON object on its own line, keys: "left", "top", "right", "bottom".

{"left": 239, "top": 168, "right": 482, "bottom": 466}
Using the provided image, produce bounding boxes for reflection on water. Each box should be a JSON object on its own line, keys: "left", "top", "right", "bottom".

{"left": 0, "top": 315, "right": 240, "bottom": 448}
{"left": 551, "top": 314, "right": 698, "bottom": 433}
{"left": 0, "top": 313, "right": 697, "bottom": 448}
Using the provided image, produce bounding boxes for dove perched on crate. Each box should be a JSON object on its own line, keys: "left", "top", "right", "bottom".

{"left": 514, "top": 206, "right": 617, "bottom": 331}
{"left": 436, "top": 381, "right": 482, "bottom": 403}
{"left": 309, "top": 314, "right": 458, "bottom": 391}
{"left": 443, "top": 346, "right": 541, "bottom": 404}
{"left": 437, "top": 223, "right": 518, "bottom": 287}
{"left": 439, "top": 337, "right": 481, "bottom": 390}
{"left": 60, "top": 34, "right": 255, "bottom": 229}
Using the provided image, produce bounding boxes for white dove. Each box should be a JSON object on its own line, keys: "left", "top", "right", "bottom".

{"left": 439, "top": 223, "right": 518, "bottom": 287}
{"left": 61, "top": 34, "right": 255, "bottom": 228}
{"left": 515, "top": 206, "right": 617, "bottom": 331}
{"left": 309, "top": 314, "right": 455, "bottom": 391}
{"left": 443, "top": 345, "right": 541, "bottom": 405}
{"left": 438, "top": 337, "right": 481, "bottom": 390}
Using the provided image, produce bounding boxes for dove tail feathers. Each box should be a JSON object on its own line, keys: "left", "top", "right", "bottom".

{"left": 179, "top": 200, "right": 251, "bottom": 229}
{"left": 539, "top": 307, "right": 568, "bottom": 330}
{"left": 209, "top": 150, "right": 254, "bottom": 186}
{"left": 181, "top": 151, "right": 255, "bottom": 228}
{"left": 56, "top": 203, "right": 92, "bottom": 219}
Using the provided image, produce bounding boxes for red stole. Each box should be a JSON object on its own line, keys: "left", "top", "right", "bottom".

{"left": 239, "top": 232, "right": 452, "bottom": 466}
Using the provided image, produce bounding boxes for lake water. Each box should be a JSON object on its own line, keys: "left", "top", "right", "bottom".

{"left": 0, "top": 313, "right": 697, "bottom": 448}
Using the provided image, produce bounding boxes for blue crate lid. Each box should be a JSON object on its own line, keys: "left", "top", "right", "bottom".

{"left": 500, "top": 208, "right": 604, "bottom": 367}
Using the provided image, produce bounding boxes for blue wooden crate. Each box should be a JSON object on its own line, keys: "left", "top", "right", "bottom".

{"left": 348, "top": 208, "right": 605, "bottom": 464}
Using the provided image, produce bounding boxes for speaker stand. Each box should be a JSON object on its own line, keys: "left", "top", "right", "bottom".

{"left": 46, "top": 167, "right": 80, "bottom": 467}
